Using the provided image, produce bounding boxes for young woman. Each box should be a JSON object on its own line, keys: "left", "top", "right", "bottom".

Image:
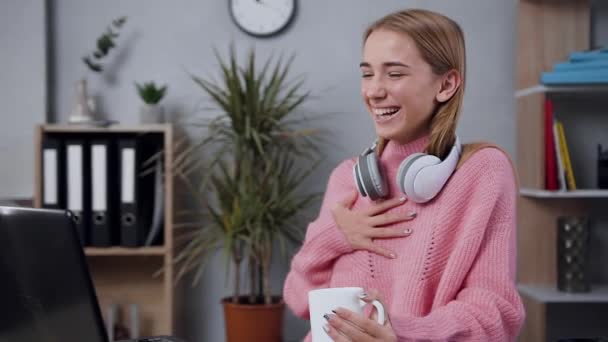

{"left": 283, "top": 9, "right": 525, "bottom": 341}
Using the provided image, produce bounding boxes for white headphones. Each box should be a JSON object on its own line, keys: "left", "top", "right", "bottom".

{"left": 353, "top": 136, "right": 462, "bottom": 203}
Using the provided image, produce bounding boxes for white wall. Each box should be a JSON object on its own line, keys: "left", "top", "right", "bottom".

{"left": 0, "top": 0, "right": 46, "bottom": 199}
{"left": 50, "top": 1, "right": 517, "bottom": 341}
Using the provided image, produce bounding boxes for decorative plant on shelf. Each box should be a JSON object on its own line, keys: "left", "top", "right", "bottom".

{"left": 82, "top": 16, "right": 128, "bottom": 73}
{"left": 70, "top": 16, "right": 127, "bottom": 125}
{"left": 135, "top": 82, "right": 168, "bottom": 105}
{"left": 135, "top": 81, "right": 168, "bottom": 123}
{"left": 171, "top": 45, "right": 324, "bottom": 341}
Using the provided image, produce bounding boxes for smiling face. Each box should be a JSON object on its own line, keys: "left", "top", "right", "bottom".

{"left": 361, "top": 29, "right": 444, "bottom": 144}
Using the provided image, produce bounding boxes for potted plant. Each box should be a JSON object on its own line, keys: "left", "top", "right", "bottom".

{"left": 171, "top": 46, "right": 324, "bottom": 341}
{"left": 135, "top": 81, "right": 168, "bottom": 123}
{"left": 70, "top": 16, "right": 127, "bottom": 124}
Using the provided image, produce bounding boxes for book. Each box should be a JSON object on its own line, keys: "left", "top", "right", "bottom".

{"left": 553, "top": 120, "right": 567, "bottom": 191}
{"left": 544, "top": 99, "right": 558, "bottom": 190}
{"left": 556, "top": 120, "right": 577, "bottom": 190}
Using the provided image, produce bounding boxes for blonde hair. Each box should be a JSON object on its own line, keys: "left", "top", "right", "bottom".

{"left": 364, "top": 9, "right": 466, "bottom": 159}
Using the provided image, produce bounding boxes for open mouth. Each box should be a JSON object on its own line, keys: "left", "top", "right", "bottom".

{"left": 372, "top": 106, "right": 401, "bottom": 122}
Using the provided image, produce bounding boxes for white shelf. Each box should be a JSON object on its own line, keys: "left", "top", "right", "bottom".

{"left": 519, "top": 188, "right": 608, "bottom": 198}
{"left": 518, "top": 284, "right": 608, "bottom": 303}
{"left": 515, "top": 84, "right": 608, "bottom": 98}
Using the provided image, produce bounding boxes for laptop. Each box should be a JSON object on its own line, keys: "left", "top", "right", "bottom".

{"left": 0, "top": 206, "right": 184, "bottom": 342}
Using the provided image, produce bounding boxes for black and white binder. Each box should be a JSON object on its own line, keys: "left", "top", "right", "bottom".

{"left": 119, "top": 138, "right": 139, "bottom": 247}
{"left": 66, "top": 139, "right": 91, "bottom": 245}
{"left": 90, "top": 139, "right": 118, "bottom": 247}
{"left": 41, "top": 136, "right": 65, "bottom": 210}
{"left": 118, "top": 137, "right": 158, "bottom": 247}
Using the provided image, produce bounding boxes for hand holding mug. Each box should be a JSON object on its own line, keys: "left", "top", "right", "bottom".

{"left": 308, "top": 287, "right": 385, "bottom": 342}
{"left": 325, "top": 289, "right": 397, "bottom": 342}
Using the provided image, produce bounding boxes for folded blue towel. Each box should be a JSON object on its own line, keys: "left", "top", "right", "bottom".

{"left": 554, "top": 60, "right": 608, "bottom": 71}
{"left": 569, "top": 48, "right": 608, "bottom": 62}
{"left": 541, "top": 69, "right": 608, "bottom": 85}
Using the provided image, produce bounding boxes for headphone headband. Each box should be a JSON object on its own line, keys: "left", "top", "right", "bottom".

{"left": 360, "top": 139, "right": 378, "bottom": 157}
{"left": 353, "top": 136, "right": 462, "bottom": 203}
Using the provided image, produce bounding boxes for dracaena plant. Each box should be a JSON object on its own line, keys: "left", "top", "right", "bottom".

{"left": 171, "top": 45, "right": 325, "bottom": 305}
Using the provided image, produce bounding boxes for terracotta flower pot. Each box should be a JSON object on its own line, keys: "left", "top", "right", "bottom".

{"left": 222, "top": 296, "right": 284, "bottom": 342}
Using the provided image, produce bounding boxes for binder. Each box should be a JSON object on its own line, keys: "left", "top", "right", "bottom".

{"left": 41, "top": 137, "right": 66, "bottom": 209}
{"left": 118, "top": 137, "right": 157, "bottom": 247}
{"left": 144, "top": 157, "right": 164, "bottom": 246}
{"left": 66, "top": 139, "right": 91, "bottom": 245}
{"left": 90, "top": 139, "right": 118, "bottom": 247}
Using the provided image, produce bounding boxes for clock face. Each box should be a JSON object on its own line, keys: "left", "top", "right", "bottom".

{"left": 230, "top": 0, "right": 296, "bottom": 37}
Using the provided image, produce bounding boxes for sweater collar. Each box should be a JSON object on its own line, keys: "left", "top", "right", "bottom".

{"left": 381, "top": 135, "right": 429, "bottom": 161}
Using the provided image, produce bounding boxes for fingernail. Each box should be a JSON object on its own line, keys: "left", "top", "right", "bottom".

{"left": 403, "top": 228, "right": 413, "bottom": 235}
{"left": 358, "top": 293, "right": 368, "bottom": 299}
{"left": 331, "top": 309, "right": 337, "bottom": 314}
{"left": 406, "top": 211, "right": 417, "bottom": 218}
{"left": 323, "top": 324, "right": 330, "bottom": 333}
{"left": 324, "top": 313, "right": 333, "bottom": 321}
{"left": 389, "top": 253, "right": 397, "bottom": 259}
{"left": 399, "top": 196, "right": 407, "bottom": 202}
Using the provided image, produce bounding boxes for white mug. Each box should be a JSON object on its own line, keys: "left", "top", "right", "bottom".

{"left": 308, "top": 287, "right": 385, "bottom": 342}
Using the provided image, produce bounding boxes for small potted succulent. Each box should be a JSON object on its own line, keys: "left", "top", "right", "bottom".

{"left": 135, "top": 81, "right": 168, "bottom": 123}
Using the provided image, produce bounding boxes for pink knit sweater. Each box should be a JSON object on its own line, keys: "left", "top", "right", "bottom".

{"left": 283, "top": 135, "right": 525, "bottom": 341}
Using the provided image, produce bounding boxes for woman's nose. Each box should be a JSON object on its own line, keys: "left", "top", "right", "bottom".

{"left": 365, "top": 80, "right": 387, "bottom": 99}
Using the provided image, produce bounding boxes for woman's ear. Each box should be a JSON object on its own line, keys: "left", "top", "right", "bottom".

{"left": 435, "top": 70, "right": 461, "bottom": 103}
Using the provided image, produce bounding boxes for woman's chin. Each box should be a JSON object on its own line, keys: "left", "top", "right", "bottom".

{"left": 374, "top": 127, "right": 401, "bottom": 140}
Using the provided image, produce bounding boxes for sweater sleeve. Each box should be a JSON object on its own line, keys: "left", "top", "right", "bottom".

{"left": 392, "top": 149, "right": 526, "bottom": 341}
{"left": 283, "top": 159, "right": 357, "bottom": 319}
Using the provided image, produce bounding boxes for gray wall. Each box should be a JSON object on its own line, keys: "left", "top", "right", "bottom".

{"left": 0, "top": 0, "right": 46, "bottom": 199}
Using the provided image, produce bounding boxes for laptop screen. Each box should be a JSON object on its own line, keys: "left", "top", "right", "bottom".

{"left": 0, "top": 207, "right": 108, "bottom": 342}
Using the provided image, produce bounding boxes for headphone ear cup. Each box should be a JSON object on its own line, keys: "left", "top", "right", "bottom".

{"left": 355, "top": 155, "right": 376, "bottom": 198}
{"left": 401, "top": 155, "right": 442, "bottom": 203}
{"left": 396, "top": 153, "right": 426, "bottom": 195}
{"left": 412, "top": 143, "right": 460, "bottom": 202}
{"left": 353, "top": 162, "right": 367, "bottom": 196}
{"left": 365, "top": 152, "right": 388, "bottom": 200}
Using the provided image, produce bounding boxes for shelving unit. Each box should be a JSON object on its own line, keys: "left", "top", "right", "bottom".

{"left": 515, "top": 84, "right": 608, "bottom": 98}
{"left": 520, "top": 188, "right": 608, "bottom": 199}
{"left": 32, "top": 124, "right": 176, "bottom": 338}
{"left": 515, "top": 1, "right": 608, "bottom": 341}
{"left": 518, "top": 284, "right": 608, "bottom": 304}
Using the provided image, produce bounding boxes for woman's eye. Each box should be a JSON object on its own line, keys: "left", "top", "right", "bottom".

{"left": 361, "top": 73, "right": 373, "bottom": 78}
{"left": 389, "top": 73, "right": 403, "bottom": 78}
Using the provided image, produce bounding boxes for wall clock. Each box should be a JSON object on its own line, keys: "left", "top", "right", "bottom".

{"left": 229, "top": 0, "right": 296, "bottom": 37}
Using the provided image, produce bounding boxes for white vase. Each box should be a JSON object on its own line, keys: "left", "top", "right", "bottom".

{"left": 69, "top": 78, "right": 96, "bottom": 124}
{"left": 139, "top": 103, "right": 165, "bottom": 124}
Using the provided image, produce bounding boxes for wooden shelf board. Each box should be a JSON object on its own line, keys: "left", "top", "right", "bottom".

{"left": 41, "top": 124, "right": 170, "bottom": 133}
{"left": 519, "top": 188, "right": 608, "bottom": 198}
{"left": 518, "top": 284, "right": 608, "bottom": 303}
{"left": 85, "top": 246, "right": 166, "bottom": 256}
{"left": 515, "top": 84, "right": 608, "bottom": 98}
